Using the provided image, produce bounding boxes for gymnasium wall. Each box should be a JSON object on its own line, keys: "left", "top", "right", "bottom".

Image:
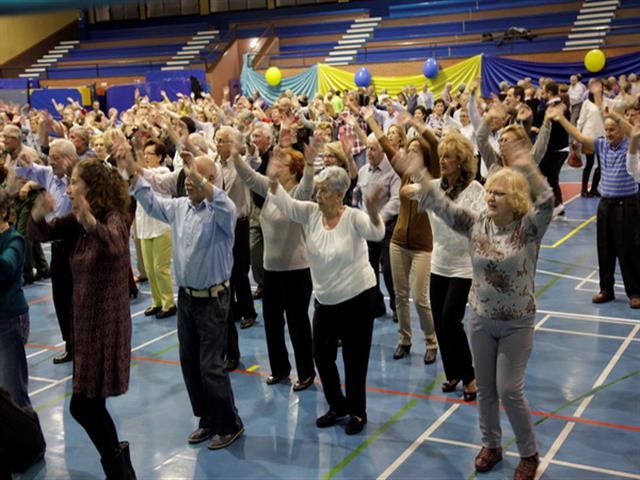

{"left": 0, "top": 10, "right": 79, "bottom": 65}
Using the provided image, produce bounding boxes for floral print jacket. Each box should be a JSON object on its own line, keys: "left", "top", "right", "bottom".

{"left": 418, "top": 170, "right": 554, "bottom": 320}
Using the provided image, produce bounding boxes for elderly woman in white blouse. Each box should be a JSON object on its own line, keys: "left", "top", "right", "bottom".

{"left": 267, "top": 166, "right": 385, "bottom": 436}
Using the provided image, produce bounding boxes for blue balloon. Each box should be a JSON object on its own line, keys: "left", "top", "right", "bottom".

{"left": 354, "top": 67, "right": 372, "bottom": 87}
{"left": 423, "top": 58, "right": 439, "bottom": 79}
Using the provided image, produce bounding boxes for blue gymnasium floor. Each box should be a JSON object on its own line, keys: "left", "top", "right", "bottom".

{"left": 16, "top": 167, "right": 640, "bottom": 480}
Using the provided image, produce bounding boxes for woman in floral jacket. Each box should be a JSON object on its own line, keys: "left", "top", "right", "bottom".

{"left": 408, "top": 141, "right": 553, "bottom": 480}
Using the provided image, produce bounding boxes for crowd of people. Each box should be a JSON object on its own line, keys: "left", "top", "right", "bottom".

{"left": 1, "top": 70, "right": 639, "bottom": 480}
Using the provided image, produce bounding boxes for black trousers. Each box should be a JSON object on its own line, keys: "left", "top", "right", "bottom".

{"left": 597, "top": 196, "right": 640, "bottom": 299}
{"left": 226, "top": 218, "right": 256, "bottom": 362}
{"left": 539, "top": 151, "right": 568, "bottom": 206}
{"left": 69, "top": 393, "right": 119, "bottom": 459}
{"left": 50, "top": 242, "right": 73, "bottom": 354}
{"left": 177, "top": 287, "right": 243, "bottom": 435}
{"left": 262, "top": 268, "right": 314, "bottom": 379}
{"left": 0, "top": 387, "right": 46, "bottom": 475}
{"left": 581, "top": 153, "right": 600, "bottom": 194}
{"left": 368, "top": 220, "right": 396, "bottom": 315}
{"left": 313, "top": 287, "right": 375, "bottom": 418}
{"left": 430, "top": 274, "right": 475, "bottom": 385}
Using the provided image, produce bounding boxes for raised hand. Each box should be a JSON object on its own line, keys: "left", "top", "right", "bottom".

{"left": 362, "top": 106, "right": 375, "bottom": 122}
{"left": 517, "top": 104, "right": 533, "bottom": 122}
{"left": 501, "top": 139, "right": 533, "bottom": 167}
{"left": 180, "top": 151, "right": 195, "bottom": 177}
{"left": 32, "top": 191, "right": 56, "bottom": 221}
{"left": 364, "top": 183, "right": 386, "bottom": 220}
{"left": 396, "top": 110, "right": 414, "bottom": 126}
{"left": 469, "top": 77, "right": 480, "bottom": 94}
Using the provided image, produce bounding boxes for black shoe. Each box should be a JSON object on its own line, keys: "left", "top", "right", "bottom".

{"left": 224, "top": 359, "right": 239, "bottom": 372}
{"left": 187, "top": 427, "right": 214, "bottom": 444}
{"left": 53, "top": 351, "right": 72, "bottom": 364}
{"left": 129, "top": 289, "right": 138, "bottom": 299}
{"left": 144, "top": 306, "right": 162, "bottom": 316}
{"left": 345, "top": 415, "right": 367, "bottom": 435}
{"left": 101, "top": 441, "right": 136, "bottom": 480}
{"left": 424, "top": 348, "right": 437, "bottom": 365}
{"left": 266, "top": 373, "right": 289, "bottom": 385}
{"left": 207, "top": 427, "right": 244, "bottom": 450}
{"left": 393, "top": 344, "right": 411, "bottom": 359}
{"left": 252, "top": 288, "right": 263, "bottom": 300}
{"left": 392, "top": 311, "right": 398, "bottom": 323}
{"left": 316, "top": 410, "right": 348, "bottom": 428}
{"left": 441, "top": 379, "right": 460, "bottom": 393}
{"left": 292, "top": 375, "right": 315, "bottom": 392}
{"left": 240, "top": 316, "right": 256, "bottom": 329}
{"left": 156, "top": 305, "right": 177, "bottom": 319}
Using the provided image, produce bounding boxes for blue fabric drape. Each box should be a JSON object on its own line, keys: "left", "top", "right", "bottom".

{"left": 240, "top": 54, "right": 317, "bottom": 106}
{"left": 481, "top": 51, "right": 640, "bottom": 96}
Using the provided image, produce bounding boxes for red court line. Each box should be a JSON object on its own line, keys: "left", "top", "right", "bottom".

{"left": 26, "top": 343, "right": 640, "bottom": 433}
{"left": 28, "top": 295, "right": 52, "bottom": 306}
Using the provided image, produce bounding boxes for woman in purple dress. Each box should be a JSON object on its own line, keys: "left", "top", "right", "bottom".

{"left": 29, "top": 159, "right": 136, "bottom": 479}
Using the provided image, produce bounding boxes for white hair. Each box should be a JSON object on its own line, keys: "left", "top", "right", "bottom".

{"left": 50, "top": 138, "right": 78, "bottom": 160}
{"left": 252, "top": 122, "right": 273, "bottom": 140}
{"left": 314, "top": 166, "right": 350, "bottom": 197}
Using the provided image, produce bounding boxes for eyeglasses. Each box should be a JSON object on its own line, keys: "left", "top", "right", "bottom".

{"left": 215, "top": 140, "right": 232, "bottom": 145}
{"left": 486, "top": 189, "right": 507, "bottom": 198}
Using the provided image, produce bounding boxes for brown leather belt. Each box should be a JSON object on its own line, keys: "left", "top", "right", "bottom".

{"left": 184, "top": 280, "right": 229, "bottom": 298}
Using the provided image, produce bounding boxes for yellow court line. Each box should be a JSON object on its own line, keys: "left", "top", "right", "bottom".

{"left": 246, "top": 364, "right": 261, "bottom": 372}
{"left": 541, "top": 216, "right": 596, "bottom": 249}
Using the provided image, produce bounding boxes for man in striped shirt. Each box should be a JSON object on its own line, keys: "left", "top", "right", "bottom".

{"left": 552, "top": 109, "right": 639, "bottom": 309}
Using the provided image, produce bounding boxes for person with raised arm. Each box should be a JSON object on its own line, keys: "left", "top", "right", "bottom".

{"left": 267, "top": 165, "right": 385, "bottom": 435}
{"left": 28, "top": 159, "right": 136, "bottom": 478}
{"left": 407, "top": 140, "right": 554, "bottom": 480}
{"left": 120, "top": 146, "right": 245, "bottom": 450}
{"left": 231, "top": 138, "right": 318, "bottom": 391}
{"left": 548, "top": 93, "right": 639, "bottom": 309}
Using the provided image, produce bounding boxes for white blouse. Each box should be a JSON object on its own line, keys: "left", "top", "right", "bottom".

{"left": 425, "top": 179, "right": 486, "bottom": 279}
{"left": 135, "top": 166, "right": 172, "bottom": 240}
{"left": 269, "top": 183, "right": 384, "bottom": 305}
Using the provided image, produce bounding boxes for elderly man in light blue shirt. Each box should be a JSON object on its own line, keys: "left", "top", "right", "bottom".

{"left": 355, "top": 134, "right": 401, "bottom": 319}
{"left": 125, "top": 151, "right": 244, "bottom": 450}
{"left": 11, "top": 138, "right": 77, "bottom": 364}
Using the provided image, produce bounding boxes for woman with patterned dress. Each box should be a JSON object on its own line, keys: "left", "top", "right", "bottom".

{"left": 29, "top": 159, "right": 136, "bottom": 479}
{"left": 408, "top": 141, "right": 553, "bottom": 480}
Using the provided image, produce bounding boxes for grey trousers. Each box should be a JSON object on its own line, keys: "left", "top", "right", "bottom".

{"left": 469, "top": 313, "right": 537, "bottom": 458}
{"left": 249, "top": 205, "right": 264, "bottom": 291}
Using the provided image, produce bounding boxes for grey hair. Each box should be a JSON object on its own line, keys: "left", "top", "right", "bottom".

{"left": 252, "top": 122, "right": 273, "bottom": 140}
{"left": 50, "top": 138, "right": 78, "bottom": 160}
{"left": 216, "top": 125, "right": 242, "bottom": 144}
{"left": 69, "top": 126, "right": 92, "bottom": 144}
{"left": 314, "top": 166, "right": 350, "bottom": 197}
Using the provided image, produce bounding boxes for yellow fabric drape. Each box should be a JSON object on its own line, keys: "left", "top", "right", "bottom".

{"left": 317, "top": 55, "right": 482, "bottom": 99}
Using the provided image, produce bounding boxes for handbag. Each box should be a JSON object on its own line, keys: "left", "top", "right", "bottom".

{"left": 567, "top": 143, "right": 583, "bottom": 168}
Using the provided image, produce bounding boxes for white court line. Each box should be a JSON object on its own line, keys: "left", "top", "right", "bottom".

{"left": 535, "top": 323, "right": 640, "bottom": 479}
{"left": 27, "top": 341, "right": 65, "bottom": 359}
{"left": 30, "top": 375, "right": 73, "bottom": 396}
{"left": 538, "top": 326, "right": 640, "bottom": 343}
{"left": 29, "top": 375, "right": 59, "bottom": 384}
{"left": 376, "top": 315, "right": 551, "bottom": 479}
{"left": 537, "top": 269, "right": 624, "bottom": 289}
{"left": 153, "top": 452, "right": 194, "bottom": 471}
{"left": 426, "top": 436, "right": 640, "bottom": 479}
{"left": 377, "top": 404, "right": 460, "bottom": 479}
{"left": 538, "top": 309, "right": 640, "bottom": 325}
{"left": 29, "top": 316, "right": 177, "bottom": 398}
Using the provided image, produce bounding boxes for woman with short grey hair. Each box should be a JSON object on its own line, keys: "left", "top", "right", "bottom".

{"left": 267, "top": 165, "right": 386, "bottom": 436}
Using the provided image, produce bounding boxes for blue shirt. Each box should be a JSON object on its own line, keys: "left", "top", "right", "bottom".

{"left": 15, "top": 164, "right": 72, "bottom": 221}
{"left": 131, "top": 177, "right": 236, "bottom": 289}
{"left": 596, "top": 137, "right": 638, "bottom": 198}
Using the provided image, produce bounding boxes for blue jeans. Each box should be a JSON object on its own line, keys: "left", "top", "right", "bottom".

{"left": 177, "top": 287, "right": 243, "bottom": 435}
{"left": 0, "top": 313, "right": 31, "bottom": 408}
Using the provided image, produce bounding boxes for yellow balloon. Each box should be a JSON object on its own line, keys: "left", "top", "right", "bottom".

{"left": 265, "top": 66, "right": 282, "bottom": 86}
{"left": 584, "top": 49, "right": 606, "bottom": 73}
